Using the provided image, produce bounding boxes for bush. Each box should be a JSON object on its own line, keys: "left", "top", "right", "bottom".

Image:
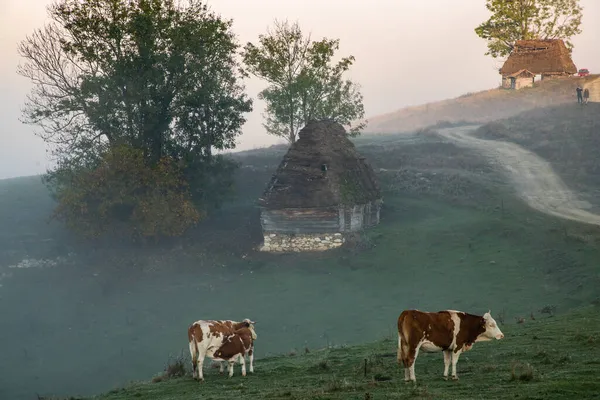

{"left": 48, "top": 144, "right": 202, "bottom": 240}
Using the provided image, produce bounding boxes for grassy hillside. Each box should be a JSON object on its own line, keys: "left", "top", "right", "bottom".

{"left": 474, "top": 103, "right": 600, "bottom": 208}
{"left": 2, "top": 130, "right": 600, "bottom": 399}
{"left": 364, "top": 75, "right": 600, "bottom": 134}
{"left": 93, "top": 306, "right": 600, "bottom": 400}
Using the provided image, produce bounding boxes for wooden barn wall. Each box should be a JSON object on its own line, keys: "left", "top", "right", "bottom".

{"left": 261, "top": 199, "right": 382, "bottom": 234}
{"left": 338, "top": 199, "right": 382, "bottom": 232}
{"left": 261, "top": 208, "right": 340, "bottom": 233}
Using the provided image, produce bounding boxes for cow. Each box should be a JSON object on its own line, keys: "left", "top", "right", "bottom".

{"left": 397, "top": 310, "right": 504, "bottom": 382}
{"left": 210, "top": 319, "right": 257, "bottom": 375}
{"left": 187, "top": 319, "right": 257, "bottom": 381}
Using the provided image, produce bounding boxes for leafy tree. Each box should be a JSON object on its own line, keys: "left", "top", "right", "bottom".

{"left": 242, "top": 20, "right": 365, "bottom": 144}
{"left": 475, "top": 0, "right": 583, "bottom": 58}
{"left": 18, "top": 0, "right": 252, "bottom": 239}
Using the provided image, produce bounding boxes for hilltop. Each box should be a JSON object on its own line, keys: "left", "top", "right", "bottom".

{"left": 363, "top": 75, "right": 599, "bottom": 134}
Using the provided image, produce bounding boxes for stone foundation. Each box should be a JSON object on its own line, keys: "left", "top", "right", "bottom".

{"left": 259, "top": 233, "right": 345, "bottom": 252}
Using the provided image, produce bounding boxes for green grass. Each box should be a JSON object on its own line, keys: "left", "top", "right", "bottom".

{"left": 474, "top": 103, "right": 600, "bottom": 204}
{"left": 2, "top": 133, "right": 600, "bottom": 399}
{"left": 93, "top": 306, "right": 600, "bottom": 400}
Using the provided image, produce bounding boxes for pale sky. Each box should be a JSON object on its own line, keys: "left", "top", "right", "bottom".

{"left": 1, "top": 0, "right": 599, "bottom": 179}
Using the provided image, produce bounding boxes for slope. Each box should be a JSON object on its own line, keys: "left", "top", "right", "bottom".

{"left": 363, "top": 75, "right": 599, "bottom": 134}
{"left": 436, "top": 125, "right": 600, "bottom": 226}
{"left": 92, "top": 306, "right": 600, "bottom": 400}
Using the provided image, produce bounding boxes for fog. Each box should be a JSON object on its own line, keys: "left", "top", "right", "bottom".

{"left": 1, "top": 0, "right": 598, "bottom": 179}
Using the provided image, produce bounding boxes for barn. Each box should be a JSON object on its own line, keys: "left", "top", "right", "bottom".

{"left": 500, "top": 39, "right": 577, "bottom": 90}
{"left": 258, "top": 120, "right": 382, "bottom": 252}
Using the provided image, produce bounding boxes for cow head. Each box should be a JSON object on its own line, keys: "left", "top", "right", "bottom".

{"left": 240, "top": 319, "right": 257, "bottom": 339}
{"left": 479, "top": 311, "right": 504, "bottom": 341}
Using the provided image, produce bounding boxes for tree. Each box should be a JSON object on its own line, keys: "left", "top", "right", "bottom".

{"left": 242, "top": 20, "right": 365, "bottom": 144}
{"left": 18, "top": 0, "right": 252, "bottom": 239}
{"left": 475, "top": 0, "right": 583, "bottom": 58}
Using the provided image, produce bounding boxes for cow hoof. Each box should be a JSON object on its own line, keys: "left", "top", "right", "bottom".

{"left": 443, "top": 376, "right": 448, "bottom": 381}
{"left": 451, "top": 376, "right": 459, "bottom": 381}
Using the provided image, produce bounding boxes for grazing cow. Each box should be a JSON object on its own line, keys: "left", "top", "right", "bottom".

{"left": 397, "top": 310, "right": 504, "bottom": 382}
{"left": 188, "top": 319, "right": 257, "bottom": 381}
{"left": 212, "top": 319, "right": 257, "bottom": 375}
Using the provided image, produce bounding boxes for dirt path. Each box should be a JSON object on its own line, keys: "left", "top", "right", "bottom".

{"left": 436, "top": 126, "right": 600, "bottom": 226}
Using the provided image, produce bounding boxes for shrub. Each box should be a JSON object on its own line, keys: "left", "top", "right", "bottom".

{"left": 48, "top": 144, "right": 202, "bottom": 240}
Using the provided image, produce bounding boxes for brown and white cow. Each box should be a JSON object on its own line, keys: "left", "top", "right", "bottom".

{"left": 199, "top": 319, "right": 257, "bottom": 375}
{"left": 187, "top": 319, "right": 257, "bottom": 381}
{"left": 397, "top": 309, "right": 504, "bottom": 382}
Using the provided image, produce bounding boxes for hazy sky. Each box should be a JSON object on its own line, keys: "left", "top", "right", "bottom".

{"left": 1, "top": 0, "right": 599, "bottom": 179}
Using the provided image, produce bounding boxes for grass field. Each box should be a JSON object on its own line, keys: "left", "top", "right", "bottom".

{"left": 2, "top": 131, "right": 600, "bottom": 400}
{"left": 95, "top": 306, "right": 600, "bottom": 400}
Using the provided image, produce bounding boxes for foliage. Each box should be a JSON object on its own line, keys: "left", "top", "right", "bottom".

{"left": 242, "top": 20, "right": 365, "bottom": 143}
{"left": 48, "top": 144, "right": 201, "bottom": 239}
{"left": 17, "top": 0, "right": 252, "bottom": 238}
{"left": 475, "top": 0, "right": 583, "bottom": 58}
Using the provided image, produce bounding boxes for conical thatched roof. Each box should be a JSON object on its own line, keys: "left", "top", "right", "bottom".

{"left": 499, "top": 39, "right": 577, "bottom": 76}
{"left": 259, "top": 120, "right": 381, "bottom": 210}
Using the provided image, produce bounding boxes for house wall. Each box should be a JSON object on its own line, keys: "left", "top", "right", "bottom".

{"left": 338, "top": 200, "right": 382, "bottom": 232}
{"left": 259, "top": 199, "right": 382, "bottom": 253}
{"left": 514, "top": 76, "right": 534, "bottom": 89}
{"left": 501, "top": 76, "right": 534, "bottom": 90}
{"left": 260, "top": 207, "right": 340, "bottom": 234}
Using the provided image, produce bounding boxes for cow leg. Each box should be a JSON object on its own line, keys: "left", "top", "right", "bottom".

{"left": 196, "top": 352, "right": 206, "bottom": 382}
{"left": 248, "top": 349, "right": 254, "bottom": 373}
{"left": 408, "top": 345, "right": 421, "bottom": 382}
{"left": 399, "top": 337, "right": 412, "bottom": 382}
{"left": 240, "top": 354, "right": 247, "bottom": 377}
{"left": 219, "top": 361, "right": 225, "bottom": 374}
{"left": 443, "top": 350, "right": 451, "bottom": 380}
{"left": 228, "top": 360, "right": 235, "bottom": 378}
{"left": 451, "top": 350, "right": 462, "bottom": 380}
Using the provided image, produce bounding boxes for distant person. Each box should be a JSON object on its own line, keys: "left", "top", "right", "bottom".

{"left": 576, "top": 86, "right": 583, "bottom": 104}
{"left": 583, "top": 88, "right": 590, "bottom": 104}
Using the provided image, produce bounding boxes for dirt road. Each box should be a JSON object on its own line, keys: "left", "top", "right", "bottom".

{"left": 436, "top": 126, "right": 600, "bottom": 226}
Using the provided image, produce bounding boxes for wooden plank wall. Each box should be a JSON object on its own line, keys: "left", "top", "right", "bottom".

{"left": 261, "top": 207, "right": 340, "bottom": 233}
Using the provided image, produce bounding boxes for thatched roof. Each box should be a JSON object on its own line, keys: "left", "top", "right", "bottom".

{"left": 259, "top": 120, "right": 381, "bottom": 209}
{"left": 499, "top": 40, "right": 577, "bottom": 76}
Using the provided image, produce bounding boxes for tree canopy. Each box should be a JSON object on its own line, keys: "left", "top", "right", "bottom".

{"left": 475, "top": 0, "right": 583, "bottom": 58}
{"left": 18, "top": 0, "right": 252, "bottom": 240}
{"left": 242, "top": 20, "right": 365, "bottom": 144}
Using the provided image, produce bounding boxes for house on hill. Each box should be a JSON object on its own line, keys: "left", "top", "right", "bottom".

{"left": 258, "top": 120, "right": 382, "bottom": 252}
{"left": 499, "top": 39, "right": 577, "bottom": 90}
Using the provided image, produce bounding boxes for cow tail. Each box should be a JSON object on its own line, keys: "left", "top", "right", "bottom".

{"left": 397, "top": 311, "right": 409, "bottom": 365}
{"left": 397, "top": 331, "right": 403, "bottom": 365}
{"left": 188, "top": 327, "right": 198, "bottom": 367}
